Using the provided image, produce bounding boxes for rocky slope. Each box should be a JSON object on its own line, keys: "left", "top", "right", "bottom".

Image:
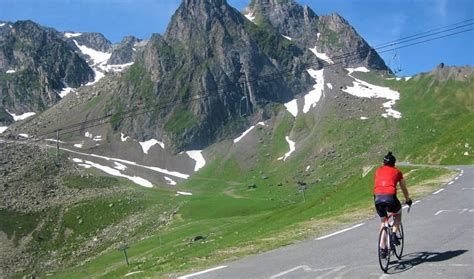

{"left": 0, "top": 20, "right": 94, "bottom": 125}
{"left": 101, "top": 0, "right": 318, "bottom": 152}
{"left": 245, "top": 0, "right": 388, "bottom": 70}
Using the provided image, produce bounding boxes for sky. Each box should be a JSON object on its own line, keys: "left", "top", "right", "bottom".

{"left": 1, "top": 0, "right": 473, "bottom": 76}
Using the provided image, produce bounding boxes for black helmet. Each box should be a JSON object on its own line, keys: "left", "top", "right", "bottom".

{"left": 383, "top": 152, "right": 396, "bottom": 166}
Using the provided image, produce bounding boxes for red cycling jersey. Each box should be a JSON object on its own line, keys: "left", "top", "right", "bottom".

{"left": 374, "top": 165, "right": 403, "bottom": 195}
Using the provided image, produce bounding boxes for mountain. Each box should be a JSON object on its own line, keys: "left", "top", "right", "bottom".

{"left": 0, "top": 20, "right": 94, "bottom": 125}
{"left": 108, "top": 35, "right": 144, "bottom": 65}
{"left": 105, "top": 0, "right": 315, "bottom": 151}
{"left": 245, "top": 0, "right": 388, "bottom": 70}
{"left": 1, "top": 0, "right": 473, "bottom": 277}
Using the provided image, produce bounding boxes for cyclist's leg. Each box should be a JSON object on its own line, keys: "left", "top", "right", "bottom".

{"left": 389, "top": 196, "right": 402, "bottom": 234}
{"left": 374, "top": 198, "right": 389, "bottom": 249}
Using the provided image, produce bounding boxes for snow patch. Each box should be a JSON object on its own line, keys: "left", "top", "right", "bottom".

{"left": 82, "top": 160, "right": 153, "bottom": 187}
{"left": 120, "top": 133, "right": 129, "bottom": 142}
{"left": 282, "top": 35, "right": 292, "bottom": 41}
{"left": 176, "top": 191, "right": 193, "bottom": 196}
{"left": 93, "top": 135, "right": 102, "bottom": 142}
{"left": 317, "top": 33, "right": 321, "bottom": 40}
{"left": 113, "top": 162, "right": 127, "bottom": 171}
{"left": 45, "top": 139, "right": 65, "bottom": 143}
{"left": 19, "top": 134, "right": 29, "bottom": 138}
{"left": 303, "top": 69, "right": 325, "bottom": 113}
{"left": 102, "top": 62, "right": 134, "bottom": 73}
{"left": 234, "top": 126, "right": 255, "bottom": 143}
{"left": 396, "top": 77, "right": 402, "bottom": 81}
{"left": 85, "top": 132, "right": 93, "bottom": 139}
{"left": 0, "top": 127, "right": 8, "bottom": 134}
{"left": 59, "top": 86, "right": 74, "bottom": 98}
{"left": 186, "top": 150, "right": 206, "bottom": 171}
{"left": 0, "top": 23, "right": 5, "bottom": 27}
{"left": 464, "top": 152, "right": 469, "bottom": 156}
{"left": 360, "top": 116, "right": 369, "bottom": 120}
{"left": 284, "top": 99, "right": 298, "bottom": 117}
{"left": 343, "top": 69, "right": 402, "bottom": 119}
{"left": 6, "top": 70, "right": 16, "bottom": 74}
{"left": 309, "top": 47, "right": 334, "bottom": 64}
{"left": 72, "top": 158, "right": 83, "bottom": 163}
{"left": 405, "top": 76, "right": 412, "bottom": 81}
{"left": 233, "top": 122, "right": 265, "bottom": 143}
{"left": 59, "top": 147, "right": 190, "bottom": 179}
{"left": 74, "top": 143, "right": 83, "bottom": 148}
{"left": 64, "top": 32, "right": 82, "bottom": 38}
{"left": 244, "top": 11, "right": 256, "bottom": 22}
{"left": 306, "top": 165, "right": 311, "bottom": 171}
{"left": 73, "top": 40, "right": 111, "bottom": 66}
{"left": 6, "top": 110, "right": 36, "bottom": 121}
{"left": 327, "top": 83, "right": 333, "bottom": 89}
{"left": 139, "top": 139, "right": 164, "bottom": 154}
{"left": 164, "top": 176, "right": 177, "bottom": 186}
{"left": 278, "top": 136, "right": 296, "bottom": 161}
{"left": 346, "top": 67, "right": 370, "bottom": 74}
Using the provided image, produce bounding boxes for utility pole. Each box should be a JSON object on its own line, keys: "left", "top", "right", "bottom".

{"left": 56, "top": 129, "right": 60, "bottom": 158}
{"left": 297, "top": 181, "right": 307, "bottom": 203}
{"left": 117, "top": 243, "right": 129, "bottom": 265}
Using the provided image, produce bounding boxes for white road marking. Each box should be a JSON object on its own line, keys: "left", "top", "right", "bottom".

{"left": 270, "top": 265, "right": 345, "bottom": 279}
{"left": 178, "top": 266, "right": 227, "bottom": 279}
{"left": 433, "top": 188, "right": 445, "bottom": 195}
{"left": 435, "top": 209, "right": 473, "bottom": 216}
{"left": 448, "top": 181, "right": 454, "bottom": 185}
{"left": 316, "top": 223, "right": 364, "bottom": 240}
{"left": 414, "top": 200, "right": 421, "bottom": 205}
{"left": 454, "top": 176, "right": 459, "bottom": 180}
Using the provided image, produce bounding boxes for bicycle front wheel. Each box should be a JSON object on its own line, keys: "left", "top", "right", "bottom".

{"left": 394, "top": 223, "right": 404, "bottom": 259}
{"left": 378, "top": 227, "right": 390, "bottom": 273}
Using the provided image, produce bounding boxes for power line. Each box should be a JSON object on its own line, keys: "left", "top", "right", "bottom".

{"left": 21, "top": 21, "right": 474, "bottom": 140}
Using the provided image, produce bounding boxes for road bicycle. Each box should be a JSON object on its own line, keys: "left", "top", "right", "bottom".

{"left": 377, "top": 206, "right": 410, "bottom": 273}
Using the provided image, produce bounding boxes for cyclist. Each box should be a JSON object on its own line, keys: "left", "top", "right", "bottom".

{"left": 374, "top": 152, "right": 412, "bottom": 258}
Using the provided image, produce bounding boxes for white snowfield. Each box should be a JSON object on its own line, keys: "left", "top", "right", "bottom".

{"left": 6, "top": 110, "right": 36, "bottom": 121}
{"left": 282, "top": 35, "right": 292, "bottom": 41}
{"left": 164, "top": 176, "right": 177, "bottom": 186}
{"left": 58, "top": 86, "right": 74, "bottom": 98}
{"left": 120, "top": 133, "right": 129, "bottom": 142}
{"left": 344, "top": 67, "right": 402, "bottom": 119}
{"left": 72, "top": 158, "right": 153, "bottom": 188}
{"left": 74, "top": 143, "right": 83, "bottom": 148}
{"left": 233, "top": 122, "right": 265, "bottom": 143}
{"left": 73, "top": 40, "right": 111, "bottom": 66}
{"left": 59, "top": 147, "right": 190, "bottom": 179}
{"left": 0, "top": 127, "right": 8, "bottom": 134}
{"left": 303, "top": 69, "right": 325, "bottom": 113}
{"left": 284, "top": 99, "right": 299, "bottom": 118}
{"left": 102, "top": 62, "right": 134, "bottom": 73}
{"left": 327, "top": 83, "right": 333, "bottom": 89}
{"left": 64, "top": 32, "right": 82, "bottom": 38}
{"left": 186, "top": 150, "right": 206, "bottom": 171}
{"left": 139, "top": 139, "right": 164, "bottom": 154}
{"left": 6, "top": 70, "right": 16, "bottom": 74}
{"left": 278, "top": 136, "right": 296, "bottom": 161}
{"left": 0, "top": 23, "right": 5, "bottom": 27}
{"left": 244, "top": 11, "right": 256, "bottom": 22}
{"left": 176, "top": 191, "right": 193, "bottom": 196}
{"left": 113, "top": 162, "right": 127, "bottom": 171}
{"left": 309, "top": 47, "right": 334, "bottom": 64}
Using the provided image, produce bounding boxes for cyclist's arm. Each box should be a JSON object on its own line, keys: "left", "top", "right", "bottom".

{"left": 399, "top": 178, "right": 410, "bottom": 201}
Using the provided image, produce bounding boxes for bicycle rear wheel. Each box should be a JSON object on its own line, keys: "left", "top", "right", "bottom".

{"left": 394, "top": 223, "right": 404, "bottom": 259}
{"left": 378, "top": 227, "right": 390, "bottom": 273}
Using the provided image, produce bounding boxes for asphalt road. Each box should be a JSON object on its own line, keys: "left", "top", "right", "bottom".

{"left": 179, "top": 165, "right": 474, "bottom": 279}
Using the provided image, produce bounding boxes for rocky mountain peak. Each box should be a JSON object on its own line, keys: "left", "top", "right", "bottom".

{"left": 165, "top": 0, "right": 244, "bottom": 44}
{"left": 428, "top": 64, "right": 474, "bottom": 82}
{"left": 245, "top": 0, "right": 318, "bottom": 47}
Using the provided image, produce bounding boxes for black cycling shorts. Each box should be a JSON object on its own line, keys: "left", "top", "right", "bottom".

{"left": 374, "top": 194, "right": 402, "bottom": 218}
